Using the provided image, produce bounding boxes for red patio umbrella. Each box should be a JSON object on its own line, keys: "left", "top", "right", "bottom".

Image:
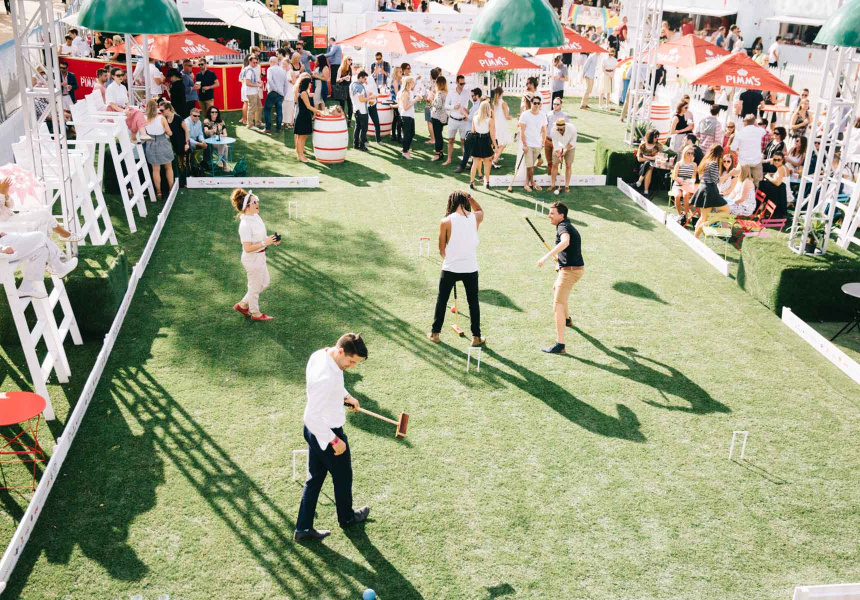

{"left": 679, "top": 52, "right": 797, "bottom": 95}
{"left": 335, "top": 21, "right": 442, "bottom": 54}
{"left": 417, "top": 39, "right": 539, "bottom": 76}
{"left": 113, "top": 31, "right": 240, "bottom": 62}
{"left": 641, "top": 34, "right": 728, "bottom": 69}
{"left": 534, "top": 26, "right": 606, "bottom": 55}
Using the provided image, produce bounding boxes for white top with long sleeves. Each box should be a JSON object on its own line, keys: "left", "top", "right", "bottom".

{"left": 238, "top": 214, "right": 267, "bottom": 255}
{"left": 266, "top": 64, "right": 288, "bottom": 97}
{"left": 442, "top": 212, "right": 479, "bottom": 273}
{"left": 105, "top": 81, "right": 129, "bottom": 108}
{"left": 731, "top": 124, "right": 766, "bottom": 165}
{"left": 72, "top": 37, "right": 91, "bottom": 57}
{"left": 445, "top": 87, "right": 471, "bottom": 120}
{"left": 304, "top": 348, "right": 348, "bottom": 450}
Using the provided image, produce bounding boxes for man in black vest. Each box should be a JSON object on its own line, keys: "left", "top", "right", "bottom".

{"left": 536, "top": 201, "right": 584, "bottom": 354}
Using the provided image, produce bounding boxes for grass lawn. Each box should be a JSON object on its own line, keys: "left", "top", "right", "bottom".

{"left": 2, "top": 98, "right": 859, "bottom": 599}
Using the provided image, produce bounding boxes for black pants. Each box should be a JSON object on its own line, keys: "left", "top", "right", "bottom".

{"left": 431, "top": 118, "right": 445, "bottom": 155}
{"left": 458, "top": 132, "right": 474, "bottom": 169}
{"left": 392, "top": 107, "right": 402, "bottom": 140}
{"left": 296, "top": 426, "right": 354, "bottom": 531}
{"left": 368, "top": 104, "right": 381, "bottom": 142}
{"left": 336, "top": 94, "right": 353, "bottom": 124}
{"left": 172, "top": 150, "right": 187, "bottom": 189}
{"left": 432, "top": 270, "right": 481, "bottom": 338}
{"left": 353, "top": 111, "right": 368, "bottom": 148}
{"left": 551, "top": 90, "right": 564, "bottom": 102}
{"left": 402, "top": 116, "right": 415, "bottom": 153}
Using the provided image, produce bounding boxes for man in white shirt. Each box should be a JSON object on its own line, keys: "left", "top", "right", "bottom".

{"left": 59, "top": 35, "right": 74, "bottom": 56}
{"left": 730, "top": 113, "right": 766, "bottom": 184}
{"left": 549, "top": 118, "right": 576, "bottom": 194}
{"left": 768, "top": 36, "right": 782, "bottom": 68}
{"left": 580, "top": 52, "right": 598, "bottom": 109}
{"left": 544, "top": 97, "right": 569, "bottom": 177}
{"left": 518, "top": 95, "right": 547, "bottom": 192}
{"left": 69, "top": 28, "right": 91, "bottom": 57}
{"left": 444, "top": 74, "right": 471, "bottom": 166}
{"left": 241, "top": 55, "right": 264, "bottom": 131}
{"left": 350, "top": 70, "right": 371, "bottom": 151}
{"left": 263, "top": 56, "right": 288, "bottom": 133}
{"left": 364, "top": 73, "right": 382, "bottom": 143}
{"left": 295, "top": 333, "right": 370, "bottom": 542}
{"left": 133, "top": 57, "right": 164, "bottom": 100}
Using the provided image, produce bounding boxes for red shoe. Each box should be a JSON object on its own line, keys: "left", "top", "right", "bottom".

{"left": 233, "top": 303, "right": 250, "bottom": 316}
{"left": 251, "top": 313, "right": 274, "bottom": 321}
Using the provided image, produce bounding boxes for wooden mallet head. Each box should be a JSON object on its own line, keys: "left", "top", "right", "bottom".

{"left": 395, "top": 412, "right": 409, "bottom": 438}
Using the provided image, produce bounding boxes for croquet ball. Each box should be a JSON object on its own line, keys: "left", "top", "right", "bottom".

{"left": 450, "top": 306, "right": 457, "bottom": 313}
{"left": 363, "top": 590, "right": 376, "bottom": 600}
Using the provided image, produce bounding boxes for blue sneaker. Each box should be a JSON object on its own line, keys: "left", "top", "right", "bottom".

{"left": 541, "top": 343, "right": 566, "bottom": 354}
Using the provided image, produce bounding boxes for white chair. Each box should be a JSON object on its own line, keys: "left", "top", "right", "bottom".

{"left": 0, "top": 256, "right": 82, "bottom": 421}
{"left": 68, "top": 102, "right": 155, "bottom": 233}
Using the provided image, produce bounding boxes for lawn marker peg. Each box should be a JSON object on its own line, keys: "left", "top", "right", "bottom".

{"left": 466, "top": 346, "right": 482, "bottom": 372}
{"left": 418, "top": 236, "right": 431, "bottom": 257}
{"left": 729, "top": 431, "right": 749, "bottom": 460}
{"left": 292, "top": 449, "right": 310, "bottom": 480}
{"left": 288, "top": 200, "right": 298, "bottom": 219}
{"left": 534, "top": 200, "right": 547, "bottom": 216}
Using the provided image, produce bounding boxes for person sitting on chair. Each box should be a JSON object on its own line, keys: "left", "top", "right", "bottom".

{"left": 0, "top": 230, "right": 78, "bottom": 299}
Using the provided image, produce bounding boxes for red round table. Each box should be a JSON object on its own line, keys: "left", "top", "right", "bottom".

{"left": 0, "top": 392, "right": 47, "bottom": 491}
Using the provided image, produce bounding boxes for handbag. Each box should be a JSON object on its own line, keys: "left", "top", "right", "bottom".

{"left": 333, "top": 80, "right": 349, "bottom": 101}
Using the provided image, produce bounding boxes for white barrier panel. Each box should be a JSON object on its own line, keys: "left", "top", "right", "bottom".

{"left": 617, "top": 180, "right": 667, "bottom": 225}
{"left": 186, "top": 177, "right": 319, "bottom": 189}
{"left": 489, "top": 174, "right": 606, "bottom": 188}
{"left": 664, "top": 216, "right": 731, "bottom": 277}
{"left": 0, "top": 182, "right": 180, "bottom": 594}
{"left": 781, "top": 308, "right": 860, "bottom": 386}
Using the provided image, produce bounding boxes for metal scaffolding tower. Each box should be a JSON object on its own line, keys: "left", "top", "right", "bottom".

{"left": 10, "top": 0, "right": 79, "bottom": 249}
{"left": 788, "top": 6, "right": 860, "bottom": 255}
{"left": 624, "top": 0, "right": 663, "bottom": 145}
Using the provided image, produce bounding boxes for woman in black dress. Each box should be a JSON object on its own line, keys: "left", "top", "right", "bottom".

{"left": 692, "top": 144, "right": 730, "bottom": 239}
{"left": 294, "top": 75, "right": 321, "bottom": 163}
{"left": 163, "top": 102, "right": 189, "bottom": 188}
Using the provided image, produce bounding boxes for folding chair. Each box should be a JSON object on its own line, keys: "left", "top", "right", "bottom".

{"left": 701, "top": 212, "right": 737, "bottom": 259}
{"left": 735, "top": 200, "right": 776, "bottom": 247}
{"left": 740, "top": 218, "right": 788, "bottom": 242}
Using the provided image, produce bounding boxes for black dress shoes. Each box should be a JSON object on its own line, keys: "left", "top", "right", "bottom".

{"left": 341, "top": 506, "right": 370, "bottom": 528}
{"left": 294, "top": 529, "right": 331, "bottom": 542}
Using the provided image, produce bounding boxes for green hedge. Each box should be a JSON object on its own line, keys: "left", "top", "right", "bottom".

{"left": 594, "top": 138, "right": 637, "bottom": 186}
{"left": 0, "top": 245, "right": 129, "bottom": 342}
{"left": 737, "top": 236, "right": 860, "bottom": 321}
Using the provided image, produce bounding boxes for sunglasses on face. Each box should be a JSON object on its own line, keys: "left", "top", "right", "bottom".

{"left": 533, "top": 101, "right": 541, "bottom": 105}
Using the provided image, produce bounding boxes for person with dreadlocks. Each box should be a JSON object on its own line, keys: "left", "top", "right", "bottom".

{"left": 428, "top": 191, "right": 486, "bottom": 347}
{"left": 230, "top": 188, "right": 281, "bottom": 321}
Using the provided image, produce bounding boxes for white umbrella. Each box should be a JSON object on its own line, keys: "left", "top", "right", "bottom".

{"left": 202, "top": 0, "right": 300, "bottom": 41}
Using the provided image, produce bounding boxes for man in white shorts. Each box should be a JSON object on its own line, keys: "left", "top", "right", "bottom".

{"left": 518, "top": 96, "right": 547, "bottom": 192}
{"left": 444, "top": 74, "right": 471, "bottom": 166}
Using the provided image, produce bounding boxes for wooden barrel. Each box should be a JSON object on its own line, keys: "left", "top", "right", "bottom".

{"left": 650, "top": 102, "right": 671, "bottom": 143}
{"left": 377, "top": 102, "right": 394, "bottom": 137}
{"left": 313, "top": 113, "right": 349, "bottom": 164}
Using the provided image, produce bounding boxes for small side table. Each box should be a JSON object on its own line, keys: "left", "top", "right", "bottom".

{"left": 831, "top": 283, "right": 860, "bottom": 341}
{"left": 203, "top": 136, "right": 236, "bottom": 176}
{"left": 0, "top": 392, "right": 47, "bottom": 491}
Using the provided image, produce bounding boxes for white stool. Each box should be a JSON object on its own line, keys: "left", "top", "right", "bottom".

{"left": 466, "top": 346, "right": 482, "bottom": 373}
{"left": 831, "top": 283, "right": 860, "bottom": 341}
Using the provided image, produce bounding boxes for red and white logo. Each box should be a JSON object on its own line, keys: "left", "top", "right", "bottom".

{"left": 725, "top": 68, "right": 761, "bottom": 87}
{"left": 478, "top": 50, "right": 509, "bottom": 68}
{"left": 408, "top": 33, "right": 429, "bottom": 49}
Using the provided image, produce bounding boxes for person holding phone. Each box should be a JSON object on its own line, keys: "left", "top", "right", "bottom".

{"left": 230, "top": 188, "right": 280, "bottom": 321}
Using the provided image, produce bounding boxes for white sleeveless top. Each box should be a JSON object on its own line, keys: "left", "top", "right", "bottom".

{"left": 442, "top": 212, "right": 479, "bottom": 273}
{"left": 145, "top": 117, "right": 165, "bottom": 136}
{"left": 473, "top": 114, "right": 490, "bottom": 134}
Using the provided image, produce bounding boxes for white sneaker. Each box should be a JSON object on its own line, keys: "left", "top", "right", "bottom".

{"left": 50, "top": 257, "right": 78, "bottom": 278}
{"left": 138, "top": 133, "right": 153, "bottom": 142}
{"left": 18, "top": 281, "right": 47, "bottom": 299}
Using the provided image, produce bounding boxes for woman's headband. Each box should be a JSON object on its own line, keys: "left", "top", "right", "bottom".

{"left": 242, "top": 190, "right": 255, "bottom": 210}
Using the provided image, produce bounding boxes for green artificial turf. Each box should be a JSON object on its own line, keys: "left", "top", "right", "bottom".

{"left": 2, "top": 98, "right": 859, "bottom": 599}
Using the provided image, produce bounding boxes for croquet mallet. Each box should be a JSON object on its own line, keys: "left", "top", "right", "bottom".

{"left": 451, "top": 283, "right": 465, "bottom": 337}
{"left": 507, "top": 141, "right": 527, "bottom": 192}
{"left": 346, "top": 402, "right": 409, "bottom": 438}
{"left": 524, "top": 216, "right": 558, "bottom": 262}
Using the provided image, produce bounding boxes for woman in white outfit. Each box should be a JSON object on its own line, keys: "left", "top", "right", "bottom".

{"left": 491, "top": 86, "right": 511, "bottom": 168}
{"left": 282, "top": 55, "right": 298, "bottom": 130}
{"left": 231, "top": 188, "right": 280, "bottom": 321}
{"left": 0, "top": 178, "right": 85, "bottom": 242}
{"left": 725, "top": 164, "right": 757, "bottom": 217}
{"left": 0, "top": 230, "right": 77, "bottom": 299}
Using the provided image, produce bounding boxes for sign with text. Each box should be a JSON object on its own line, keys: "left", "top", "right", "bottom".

{"left": 301, "top": 21, "right": 313, "bottom": 36}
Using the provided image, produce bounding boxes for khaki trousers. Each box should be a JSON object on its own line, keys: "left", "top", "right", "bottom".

{"left": 553, "top": 266, "right": 584, "bottom": 318}
{"left": 580, "top": 77, "right": 594, "bottom": 107}
{"left": 247, "top": 94, "right": 262, "bottom": 127}
{"left": 241, "top": 252, "right": 270, "bottom": 314}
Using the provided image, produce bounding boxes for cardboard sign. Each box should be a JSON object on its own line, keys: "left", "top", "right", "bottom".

{"left": 301, "top": 22, "right": 313, "bottom": 36}
{"left": 314, "top": 33, "right": 327, "bottom": 49}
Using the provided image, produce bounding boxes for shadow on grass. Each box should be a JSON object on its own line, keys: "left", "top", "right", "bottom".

{"left": 568, "top": 326, "right": 729, "bottom": 415}
{"left": 612, "top": 281, "right": 669, "bottom": 305}
{"left": 486, "top": 582, "right": 516, "bottom": 598}
{"left": 479, "top": 289, "right": 523, "bottom": 312}
{"left": 345, "top": 372, "right": 413, "bottom": 447}
{"left": 732, "top": 459, "right": 788, "bottom": 485}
